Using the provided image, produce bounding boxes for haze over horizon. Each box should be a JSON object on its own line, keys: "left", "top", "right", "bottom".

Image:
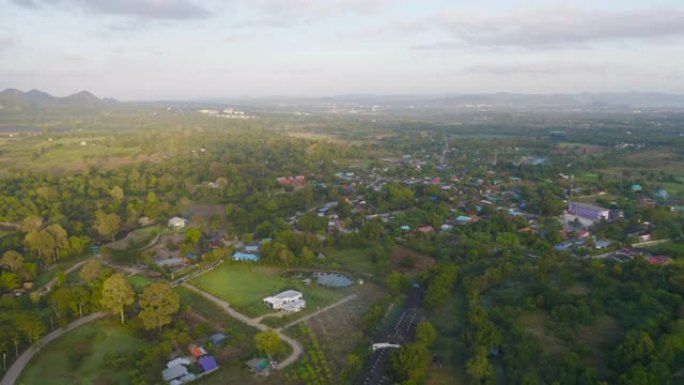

{"left": 1, "top": 0, "right": 684, "bottom": 101}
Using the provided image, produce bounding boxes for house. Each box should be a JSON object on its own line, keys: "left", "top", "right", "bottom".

{"left": 417, "top": 226, "right": 434, "bottom": 234}
{"left": 155, "top": 257, "right": 185, "bottom": 268}
{"left": 263, "top": 290, "right": 304, "bottom": 310}
{"left": 233, "top": 252, "right": 260, "bottom": 262}
{"left": 198, "top": 355, "right": 219, "bottom": 373}
{"left": 210, "top": 333, "right": 228, "bottom": 347}
{"left": 189, "top": 345, "right": 207, "bottom": 359}
{"left": 167, "top": 357, "right": 191, "bottom": 368}
{"left": 455, "top": 215, "right": 472, "bottom": 225}
{"left": 168, "top": 217, "right": 188, "bottom": 230}
{"left": 648, "top": 256, "right": 672, "bottom": 266}
{"left": 567, "top": 202, "right": 609, "bottom": 221}
{"left": 246, "top": 357, "right": 270, "bottom": 375}
{"left": 162, "top": 365, "right": 188, "bottom": 382}
{"left": 281, "top": 299, "right": 306, "bottom": 312}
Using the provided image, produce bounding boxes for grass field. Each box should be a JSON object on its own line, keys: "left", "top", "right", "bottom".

{"left": 325, "top": 247, "right": 377, "bottom": 276}
{"left": 190, "top": 264, "right": 345, "bottom": 317}
{"left": 18, "top": 321, "right": 144, "bottom": 385}
{"left": 428, "top": 293, "right": 468, "bottom": 385}
{"left": 127, "top": 275, "right": 155, "bottom": 292}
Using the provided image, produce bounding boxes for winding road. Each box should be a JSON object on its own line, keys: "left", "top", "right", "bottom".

{"left": 182, "top": 284, "right": 304, "bottom": 369}
{"left": 0, "top": 312, "right": 106, "bottom": 385}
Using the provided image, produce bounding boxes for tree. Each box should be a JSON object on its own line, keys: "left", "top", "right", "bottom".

{"left": 185, "top": 227, "right": 202, "bottom": 246}
{"left": 416, "top": 320, "right": 437, "bottom": 347}
{"left": 101, "top": 273, "right": 135, "bottom": 324}
{"left": 24, "top": 229, "right": 54, "bottom": 264}
{"left": 425, "top": 264, "right": 458, "bottom": 310}
{"left": 79, "top": 259, "right": 103, "bottom": 284}
{"left": 45, "top": 224, "right": 68, "bottom": 263}
{"left": 390, "top": 342, "right": 429, "bottom": 384}
{"left": 0, "top": 250, "right": 23, "bottom": 272}
{"left": 19, "top": 215, "right": 43, "bottom": 233}
{"left": 254, "top": 330, "right": 285, "bottom": 358}
{"left": 466, "top": 348, "right": 495, "bottom": 385}
{"left": 95, "top": 211, "right": 121, "bottom": 242}
{"left": 0, "top": 272, "right": 19, "bottom": 292}
{"left": 138, "top": 283, "right": 180, "bottom": 332}
{"left": 110, "top": 186, "right": 124, "bottom": 201}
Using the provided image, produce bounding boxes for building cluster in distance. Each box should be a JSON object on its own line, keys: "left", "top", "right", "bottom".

{"left": 197, "top": 108, "right": 255, "bottom": 119}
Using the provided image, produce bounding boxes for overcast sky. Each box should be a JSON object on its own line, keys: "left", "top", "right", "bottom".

{"left": 1, "top": 0, "right": 683, "bottom": 100}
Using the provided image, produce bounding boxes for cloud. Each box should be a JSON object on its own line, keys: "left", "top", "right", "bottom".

{"left": 0, "top": 37, "right": 13, "bottom": 52}
{"left": 466, "top": 62, "right": 638, "bottom": 76}
{"left": 234, "top": 0, "right": 391, "bottom": 27}
{"left": 430, "top": 6, "right": 684, "bottom": 48}
{"left": 12, "top": 0, "right": 209, "bottom": 20}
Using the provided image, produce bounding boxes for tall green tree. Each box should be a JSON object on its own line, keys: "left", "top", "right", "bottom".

{"left": 94, "top": 211, "right": 121, "bottom": 242}
{"left": 138, "top": 283, "right": 180, "bottom": 332}
{"left": 254, "top": 330, "right": 285, "bottom": 358}
{"left": 101, "top": 273, "right": 135, "bottom": 324}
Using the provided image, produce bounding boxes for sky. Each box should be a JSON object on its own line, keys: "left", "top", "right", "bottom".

{"left": 1, "top": 0, "right": 683, "bottom": 100}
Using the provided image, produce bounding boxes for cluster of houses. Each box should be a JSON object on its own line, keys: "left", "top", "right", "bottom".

{"left": 161, "top": 336, "right": 225, "bottom": 384}
{"left": 197, "top": 108, "right": 254, "bottom": 119}
{"left": 276, "top": 175, "right": 306, "bottom": 187}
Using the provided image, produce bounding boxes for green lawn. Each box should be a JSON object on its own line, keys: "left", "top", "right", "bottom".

{"left": 190, "top": 264, "right": 344, "bottom": 317}
{"left": 18, "top": 321, "right": 144, "bottom": 385}
{"left": 324, "top": 247, "right": 376, "bottom": 276}
{"left": 127, "top": 275, "right": 155, "bottom": 292}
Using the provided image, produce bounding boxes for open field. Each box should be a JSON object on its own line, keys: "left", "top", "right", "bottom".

{"left": 190, "top": 264, "right": 345, "bottom": 317}
{"left": 555, "top": 142, "right": 606, "bottom": 155}
{"left": 303, "top": 283, "right": 386, "bottom": 370}
{"left": 325, "top": 247, "right": 377, "bottom": 276}
{"left": 428, "top": 293, "right": 468, "bottom": 385}
{"left": 0, "top": 135, "right": 159, "bottom": 174}
{"left": 390, "top": 246, "right": 435, "bottom": 274}
{"left": 17, "top": 320, "right": 144, "bottom": 385}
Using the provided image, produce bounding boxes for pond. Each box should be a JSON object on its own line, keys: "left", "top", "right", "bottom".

{"left": 285, "top": 271, "right": 355, "bottom": 288}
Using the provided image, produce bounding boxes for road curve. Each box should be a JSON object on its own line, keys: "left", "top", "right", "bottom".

{"left": 0, "top": 312, "right": 106, "bottom": 385}
{"left": 182, "top": 283, "right": 303, "bottom": 369}
{"left": 37, "top": 258, "right": 95, "bottom": 296}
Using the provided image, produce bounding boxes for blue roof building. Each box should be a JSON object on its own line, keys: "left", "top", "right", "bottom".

{"left": 233, "top": 252, "right": 260, "bottom": 262}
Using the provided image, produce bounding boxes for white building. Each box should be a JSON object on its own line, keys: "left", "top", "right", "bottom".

{"left": 568, "top": 202, "right": 609, "bottom": 221}
{"left": 263, "top": 290, "right": 305, "bottom": 312}
{"left": 168, "top": 217, "right": 188, "bottom": 230}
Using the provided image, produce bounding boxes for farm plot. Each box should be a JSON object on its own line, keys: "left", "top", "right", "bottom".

{"left": 301, "top": 283, "right": 386, "bottom": 368}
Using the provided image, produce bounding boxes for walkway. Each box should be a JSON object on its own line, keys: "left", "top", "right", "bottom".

{"left": 37, "top": 258, "right": 94, "bottom": 296}
{"left": 181, "top": 284, "right": 303, "bottom": 369}
{"left": 0, "top": 312, "right": 105, "bottom": 385}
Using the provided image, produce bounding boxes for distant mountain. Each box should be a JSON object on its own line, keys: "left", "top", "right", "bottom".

{"left": 63, "top": 90, "right": 101, "bottom": 104}
{"left": 425, "top": 92, "right": 684, "bottom": 108}
{"left": 0, "top": 88, "right": 114, "bottom": 110}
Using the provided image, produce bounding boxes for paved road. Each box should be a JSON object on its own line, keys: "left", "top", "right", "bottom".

{"left": 279, "top": 294, "right": 358, "bottom": 330}
{"left": 181, "top": 284, "right": 303, "bottom": 369}
{"left": 0, "top": 312, "right": 106, "bottom": 385}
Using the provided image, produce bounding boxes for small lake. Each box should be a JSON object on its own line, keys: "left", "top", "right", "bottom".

{"left": 285, "top": 271, "right": 355, "bottom": 288}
